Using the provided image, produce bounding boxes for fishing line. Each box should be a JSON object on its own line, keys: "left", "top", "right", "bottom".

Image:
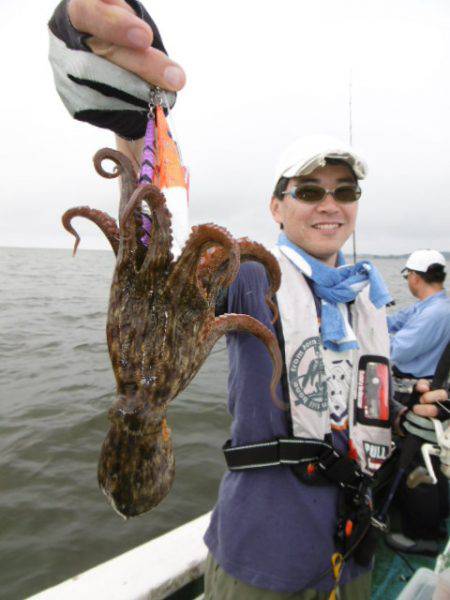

{"left": 348, "top": 67, "right": 357, "bottom": 265}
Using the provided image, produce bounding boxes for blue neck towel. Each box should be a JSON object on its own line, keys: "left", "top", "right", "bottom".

{"left": 277, "top": 233, "right": 392, "bottom": 351}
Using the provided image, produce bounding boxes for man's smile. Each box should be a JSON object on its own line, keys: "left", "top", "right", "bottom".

{"left": 311, "top": 222, "right": 343, "bottom": 231}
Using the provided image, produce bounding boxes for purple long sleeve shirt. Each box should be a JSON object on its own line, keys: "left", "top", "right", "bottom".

{"left": 204, "top": 262, "right": 370, "bottom": 593}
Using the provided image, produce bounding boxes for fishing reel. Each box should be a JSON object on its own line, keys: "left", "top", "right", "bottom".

{"left": 421, "top": 418, "right": 450, "bottom": 484}
{"left": 401, "top": 373, "right": 450, "bottom": 489}
{"left": 403, "top": 410, "right": 450, "bottom": 488}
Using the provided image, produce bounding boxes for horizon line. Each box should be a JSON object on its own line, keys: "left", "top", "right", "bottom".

{"left": 1, "top": 245, "right": 449, "bottom": 258}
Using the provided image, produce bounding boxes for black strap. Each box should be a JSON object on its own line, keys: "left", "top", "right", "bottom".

{"left": 317, "top": 447, "right": 365, "bottom": 489}
{"left": 223, "top": 437, "right": 366, "bottom": 490}
{"left": 223, "top": 437, "right": 331, "bottom": 469}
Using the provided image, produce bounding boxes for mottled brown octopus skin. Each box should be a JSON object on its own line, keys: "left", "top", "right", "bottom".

{"left": 62, "top": 147, "right": 283, "bottom": 518}
{"left": 199, "top": 238, "right": 281, "bottom": 323}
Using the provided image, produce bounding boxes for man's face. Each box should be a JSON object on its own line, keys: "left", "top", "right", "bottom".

{"left": 270, "top": 163, "right": 359, "bottom": 266}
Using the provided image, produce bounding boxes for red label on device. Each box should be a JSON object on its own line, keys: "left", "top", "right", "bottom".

{"left": 361, "top": 362, "right": 389, "bottom": 421}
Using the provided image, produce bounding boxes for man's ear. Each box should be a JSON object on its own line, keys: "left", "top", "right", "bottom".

{"left": 270, "top": 196, "right": 283, "bottom": 226}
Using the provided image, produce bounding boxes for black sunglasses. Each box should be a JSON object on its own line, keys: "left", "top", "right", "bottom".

{"left": 401, "top": 268, "right": 411, "bottom": 280}
{"left": 282, "top": 184, "right": 361, "bottom": 204}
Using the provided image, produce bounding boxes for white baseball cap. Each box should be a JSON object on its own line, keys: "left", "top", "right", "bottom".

{"left": 404, "top": 249, "right": 446, "bottom": 273}
{"left": 274, "top": 134, "right": 367, "bottom": 186}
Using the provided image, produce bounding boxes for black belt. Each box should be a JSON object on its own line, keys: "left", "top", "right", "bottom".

{"left": 223, "top": 437, "right": 368, "bottom": 490}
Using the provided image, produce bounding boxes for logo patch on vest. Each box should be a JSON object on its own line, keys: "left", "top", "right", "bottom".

{"left": 288, "top": 336, "right": 328, "bottom": 412}
{"left": 324, "top": 352, "right": 352, "bottom": 429}
{"left": 363, "top": 441, "right": 389, "bottom": 470}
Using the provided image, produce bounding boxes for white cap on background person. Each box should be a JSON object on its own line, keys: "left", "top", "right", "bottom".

{"left": 273, "top": 134, "right": 367, "bottom": 185}
{"left": 404, "top": 249, "right": 446, "bottom": 273}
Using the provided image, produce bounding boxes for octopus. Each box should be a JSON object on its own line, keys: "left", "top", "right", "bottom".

{"left": 62, "top": 147, "right": 283, "bottom": 518}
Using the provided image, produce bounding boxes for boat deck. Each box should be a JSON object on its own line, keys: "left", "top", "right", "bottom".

{"left": 372, "top": 533, "right": 438, "bottom": 599}
{"left": 28, "top": 513, "right": 448, "bottom": 599}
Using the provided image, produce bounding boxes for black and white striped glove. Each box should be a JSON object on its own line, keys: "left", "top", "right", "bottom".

{"left": 48, "top": 0, "right": 176, "bottom": 140}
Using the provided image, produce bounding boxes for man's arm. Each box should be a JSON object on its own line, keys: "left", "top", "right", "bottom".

{"left": 115, "top": 135, "right": 144, "bottom": 174}
{"left": 214, "top": 263, "right": 272, "bottom": 318}
{"left": 387, "top": 305, "right": 414, "bottom": 334}
{"left": 390, "top": 308, "right": 446, "bottom": 365}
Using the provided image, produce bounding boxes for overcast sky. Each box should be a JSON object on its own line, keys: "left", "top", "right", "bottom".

{"left": 1, "top": 0, "right": 449, "bottom": 255}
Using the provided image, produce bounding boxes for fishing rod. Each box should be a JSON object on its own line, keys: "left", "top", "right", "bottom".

{"left": 372, "top": 342, "right": 450, "bottom": 530}
{"left": 348, "top": 69, "right": 357, "bottom": 265}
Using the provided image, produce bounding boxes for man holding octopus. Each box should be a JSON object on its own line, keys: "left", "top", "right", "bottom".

{"left": 48, "top": 1, "right": 449, "bottom": 597}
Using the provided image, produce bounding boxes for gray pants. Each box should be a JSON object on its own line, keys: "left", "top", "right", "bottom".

{"left": 204, "top": 553, "right": 372, "bottom": 600}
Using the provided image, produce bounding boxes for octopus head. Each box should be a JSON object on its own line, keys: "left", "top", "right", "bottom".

{"left": 98, "top": 392, "right": 174, "bottom": 518}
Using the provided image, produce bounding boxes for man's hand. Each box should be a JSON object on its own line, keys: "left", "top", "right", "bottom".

{"left": 398, "top": 380, "right": 449, "bottom": 441}
{"left": 68, "top": 0, "right": 185, "bottom": 91}
{"left": 49, "top": 0, "right": 185, "bottom": 139}
{"left": 412, "top": 379, "right": 449, "bottom": 418}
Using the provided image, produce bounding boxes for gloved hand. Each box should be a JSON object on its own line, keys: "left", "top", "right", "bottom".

{"left": 48, "top": 0, "right": 185, "bottom": 139}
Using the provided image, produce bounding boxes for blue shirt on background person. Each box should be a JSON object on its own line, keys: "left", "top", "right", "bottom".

{"left": 388, "top": 249, "right": 450, "bottom": 378}
{"left": 388, "top": 290, "right": 450, "bottom": 377}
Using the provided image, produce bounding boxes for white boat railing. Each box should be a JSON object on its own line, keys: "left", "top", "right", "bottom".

{"left": 28, "top": 512, "right": 210, "bottom": 600}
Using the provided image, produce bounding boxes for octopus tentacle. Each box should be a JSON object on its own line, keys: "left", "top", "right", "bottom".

{"left": 61, "top": 206, "right": 119, "bottom": 255}
{"left": 137, "top": 186, "right": 173, "bottom": 274}
{"left": 120, "top": 184, "right": 173, "bottom": 274}
{"left": 168, "top": 224, "right": 240, "bottom": 300}
{"left": 237, "top": 238, "right": 281, "bottom": 323}
{"left": 198, "top": 239, "right": 281, "bottom": 322}
{"left": 210, "top": 313, "right": 286, "bottom": 411}
{"left": 93, "top": 148, "right": 137, "bottom": 219}
{"left": 197, "top": 247, "right": 233, "bottom": 300}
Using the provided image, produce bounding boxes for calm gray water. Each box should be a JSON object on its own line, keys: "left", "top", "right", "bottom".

{"left": 0, "top": 247, "right": 409, "bottom": 599}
